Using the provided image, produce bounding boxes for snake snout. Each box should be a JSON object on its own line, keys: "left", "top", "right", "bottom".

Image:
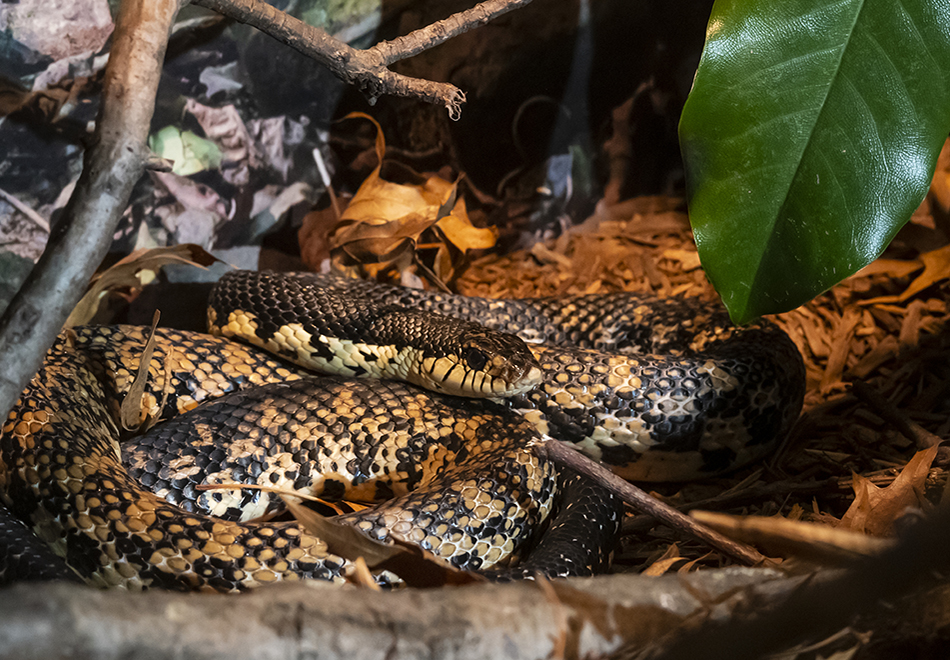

{"left": 418, "top": 330, "right": 542, "bottom": 398}
{"left": 459, "top": 330, "right": 542, "bottom": 397}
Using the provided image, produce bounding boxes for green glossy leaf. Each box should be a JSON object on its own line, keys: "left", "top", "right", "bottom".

{"left": 680, "top": 0, "right": 950, "bottom": 323}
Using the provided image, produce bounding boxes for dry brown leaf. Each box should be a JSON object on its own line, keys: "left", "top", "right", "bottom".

{"left": 326, "top": 113, "right": 496, "bottom": 283}
{"left": 299, "top": 202, "right": 347, "bottom": 269}
{"left": 67, "top": 244, "right": 217, "bottom": 326}
{"left": 850, "top": 258, "right": 923, "bottom": 280}
{"left": 282, "top": 496, "right": 401, "bottom": 566}
{"left": 676, "top": 551, "right": 713, "bottom": 574}
{"left": 642, "top": 544, "right": 683, "bottom": 576}
{"left": 861, "top": 244, "right": 950, "bottom": 305}
{"left": 281, "top": 496, "right": 483, "bottom": 588}
{"left": 901, "top": 244, "right": 950, "bottom": 300}
{"left": 838, "top": 444, "right": 938, "bottom": 536}
{"left": 434, "top": 197, "right": 495, "bottom": 250}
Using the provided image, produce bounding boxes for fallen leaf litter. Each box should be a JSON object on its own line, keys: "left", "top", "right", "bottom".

{"left": 455, "top": 191, "right": 950, "bottom": 576}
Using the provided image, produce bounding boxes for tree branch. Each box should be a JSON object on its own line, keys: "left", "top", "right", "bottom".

{"left": 0, "top": 0, "right": 183, "bottom": 428}
{"left": 0, "top": 0, "right": 535, "bottom": 425}
{"left": 371, "top": 0, "right": 535, "bottom": 65}
{"left": 189, "top": 0, "right": 534, "bottom": 117}
{"left": 655, "top": 502, "right": 950, "bottom": 660}
{"left": 0, "top": 569, "right": 800, "bottom": 660}
{"left": 539, "top": 439, "right": 770, "bottom": 566}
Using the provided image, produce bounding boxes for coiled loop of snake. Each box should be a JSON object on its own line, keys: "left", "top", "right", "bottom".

{"left": 0, "top": 270, "right": 803, "bottom": 591}
{"left": 211, "top": 271, "right": 806, "bottom": 482}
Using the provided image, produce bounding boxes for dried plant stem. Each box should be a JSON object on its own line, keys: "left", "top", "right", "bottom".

{"left": 372, "top": 0, "right": 534, "bottom": 65}
{"left": 852, "top": 380, "right": 943, "bottom": 449}
{"left": 0, "top": 187, "right": 50, "bottom": 233}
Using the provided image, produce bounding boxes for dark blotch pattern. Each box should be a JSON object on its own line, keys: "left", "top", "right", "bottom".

{"left": 271, "top": 273, "right": 804, "bottom": 478}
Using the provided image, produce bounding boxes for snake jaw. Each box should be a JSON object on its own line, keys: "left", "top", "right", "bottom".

{"left": 413, "top": 329, "right": 543, "bottom": 398}
{"left": 509, "top": 363, "right": 543, "bottom": 395}
{"left": 416, "top": 353, "right": 542, "bottom": 398}
{"left": 485, "top": 354, "right": 542, "bottom": 396}
{"left": 450, "top": 330, "right": 543, "bottom": 398}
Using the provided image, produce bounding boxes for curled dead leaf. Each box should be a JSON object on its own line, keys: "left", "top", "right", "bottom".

{"left": 642, "top": 544, "right": 686, "bottom": 577}
{"left": 860, "top": 244, "right": 950, "bottom": 305}
{"left": 67, "top": 244, "right": 218, "bottom": 326}
{"left": 119, "top": 310, "right": 171, "bottom": 433}
{"left": 324, "top": 112, "right": 497, "bottom": 284}
{"left": 839, "top": 444, "right": 938, "bottom": 536}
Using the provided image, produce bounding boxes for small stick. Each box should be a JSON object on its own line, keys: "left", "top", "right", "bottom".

{"left": 851, "top": 380, "right": 943, "bottom": 449}
{"left": 539, "top": 439, "right": 772, "bottom": 567}
{"left": 622, "top": 477, "right": 842, "bottom": 534}
{"left": 0, "top": 187, "right": 50, "bottom": 233}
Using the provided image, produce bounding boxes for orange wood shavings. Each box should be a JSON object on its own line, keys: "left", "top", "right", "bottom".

{"left": 458, "top": 192, "right": 950, "bottom": 575}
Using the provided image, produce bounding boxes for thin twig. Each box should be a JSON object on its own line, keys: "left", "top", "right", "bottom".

{"left": 371, "top": 0, "right": 534, "bottom": 66}
{"left": 621, "top": 477, "right": 842, "bottom": 535}
{"left": 539, "top": 439, "right": 771, "bottom": 566}
{"left": 851, "top": 380, "right": 943, "bottom": 449}
{"left": 0, "top": 187, "right": 50, "bottom": 233}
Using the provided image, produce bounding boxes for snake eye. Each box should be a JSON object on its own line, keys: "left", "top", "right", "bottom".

{"left": 463, "top": 346, "right": 489, "bottom": 372}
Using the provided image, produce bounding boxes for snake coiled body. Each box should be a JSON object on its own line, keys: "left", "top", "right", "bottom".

{"left": 0, "top": 271, "right": 804, "bottom": 591}
{"left": 211, "top": 272, "right": 805, "bottom": 481}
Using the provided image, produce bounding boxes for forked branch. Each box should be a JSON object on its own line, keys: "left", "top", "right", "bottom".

{"left": 191, "top": 0, "right": 535, "bottom": 118}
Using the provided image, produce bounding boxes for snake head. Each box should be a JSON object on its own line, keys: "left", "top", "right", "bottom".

{"left": 418, "top": 328, "right": 542, "bottom": 398}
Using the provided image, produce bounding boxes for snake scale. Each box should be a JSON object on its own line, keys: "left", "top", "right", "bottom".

{"left": 0, "top": 270, "right": 804, "bottom": 591}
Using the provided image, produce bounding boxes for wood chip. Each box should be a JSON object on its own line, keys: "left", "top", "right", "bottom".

{"left": 795, "top": 309, "right": 831, "bottom": 359}
{"left": 866, "top": 306, "right": 902, "bottom": 333}
{"left": 820, "top": 308, "right": 862, "bottom": 394}
{"left": 899, "top": 299, "right": 925, "bottom": 350}
{"left": 848, "top": 335, "right": 899, "bottom": 379}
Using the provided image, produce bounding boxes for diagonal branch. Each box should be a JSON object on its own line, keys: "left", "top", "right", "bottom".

{"left": 0, "top": 0, "right": 533, "bottom": 424}
{"left": 539, "top": 439, "right": 770, "bottom": 566}
{"left": 0, "top": 0, "right": 184, "bottom": 426}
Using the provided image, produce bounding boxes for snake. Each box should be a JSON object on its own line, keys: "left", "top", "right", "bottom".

{"left": 0, "top": 270, "right": 804, "bottom": 591}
